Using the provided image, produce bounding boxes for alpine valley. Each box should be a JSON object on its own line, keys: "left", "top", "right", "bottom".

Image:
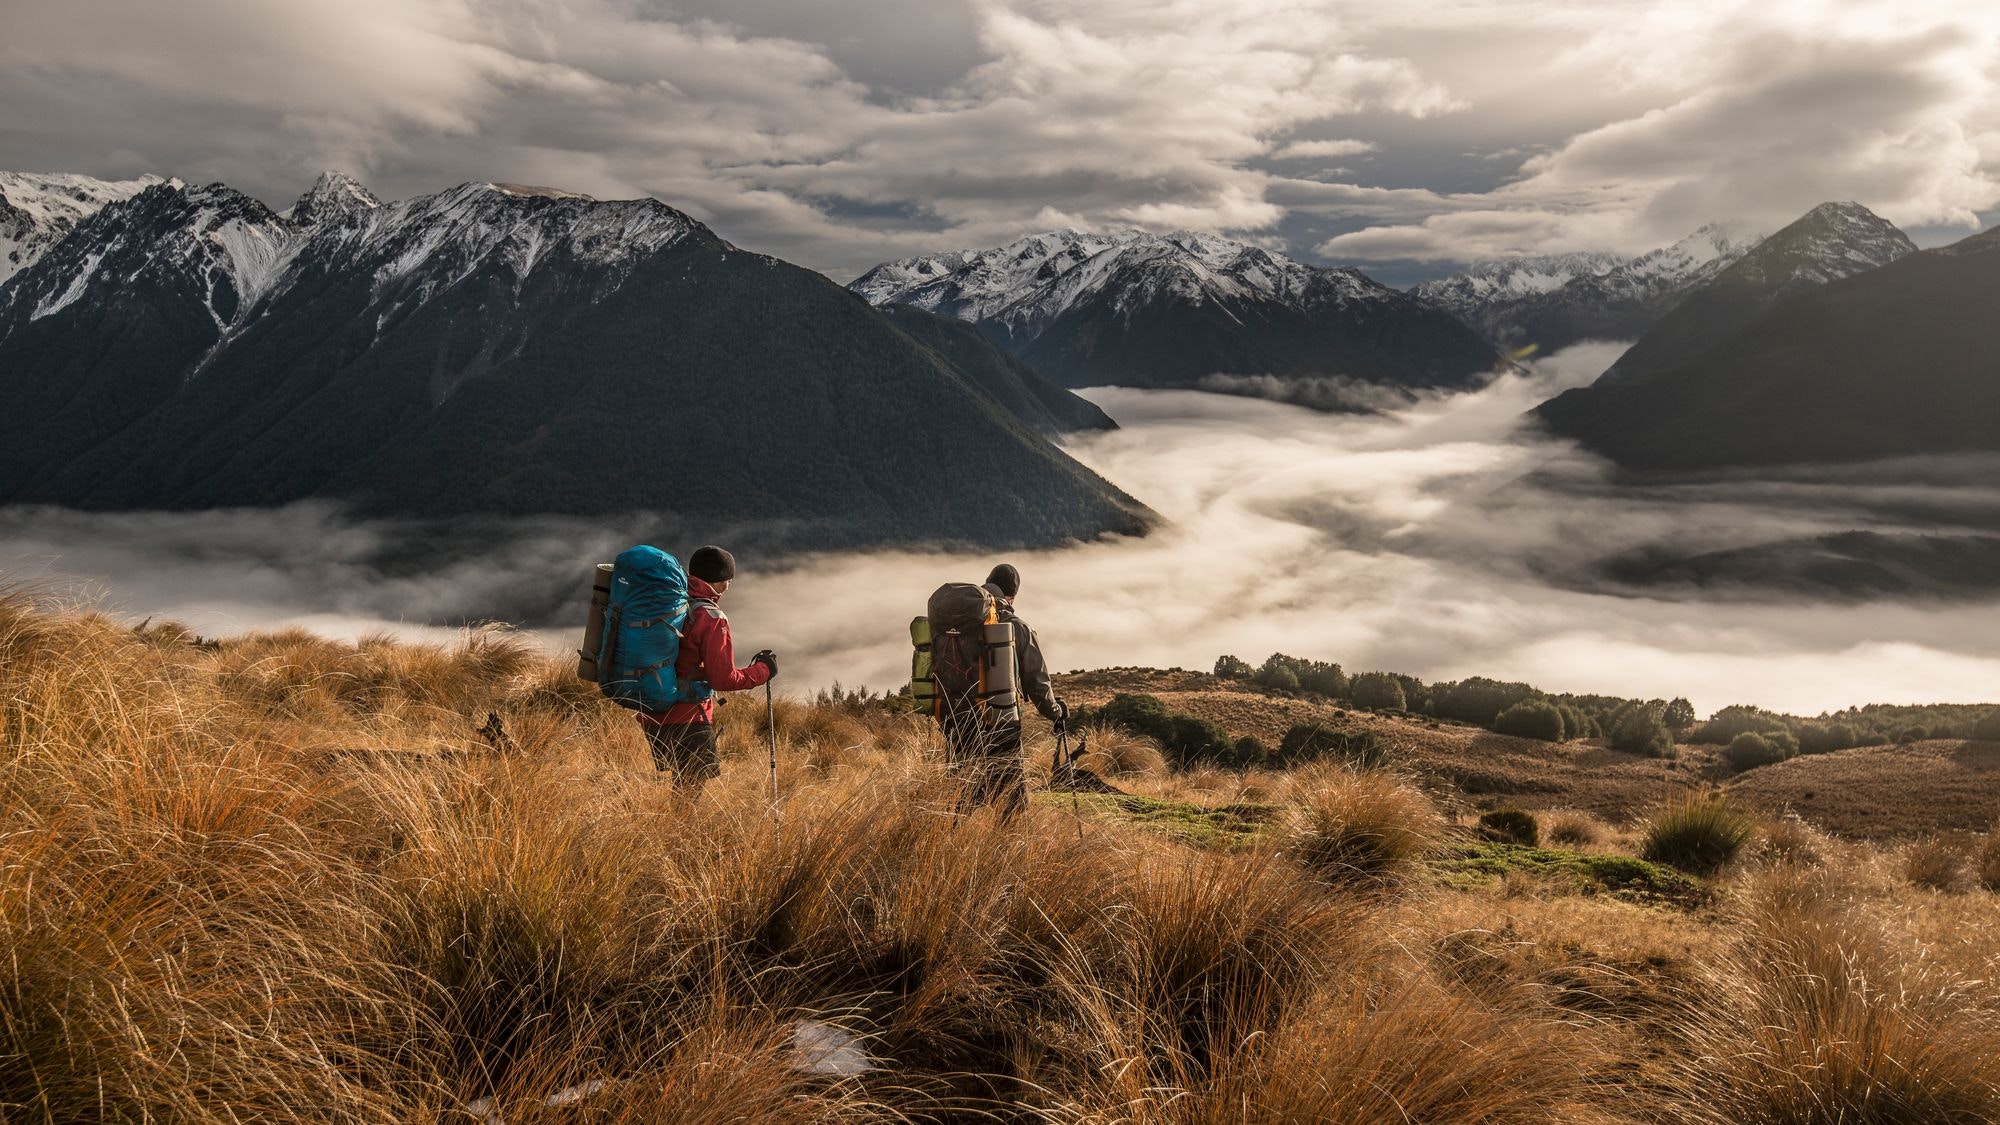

{"left": 0, "top": 172, "right": 1149, "bottom": 550}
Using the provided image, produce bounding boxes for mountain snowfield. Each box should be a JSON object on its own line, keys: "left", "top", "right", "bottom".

{"left": 1414, "top": 223, "right": 1765, "bottom": 353}
{"left": 0, "top": 172, "right": 700, "bottom": 360}
{"left": 852, "top": 228, "right": 1504, "bottom": 393}
{"left": 851, "top": 228, "right": 1384, "bottom": 339}
{"left": 0, "top": 170, "right": 163, "bottom": 285}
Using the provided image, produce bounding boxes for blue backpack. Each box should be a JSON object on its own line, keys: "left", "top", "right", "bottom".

{"left": 595, "top": 545, "right": 713, "bottom": 712}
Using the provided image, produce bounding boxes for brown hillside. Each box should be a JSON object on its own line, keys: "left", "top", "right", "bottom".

{"left": 1726, "top": 740, "right": 2000, "bottom": 839}
{"left": 1057, "top": 668, "right": 2000, "bottom": 837}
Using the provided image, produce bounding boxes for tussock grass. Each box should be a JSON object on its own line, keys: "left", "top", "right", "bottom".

{"left": 1660, "top": 864, "right": 2000, "bottom": 1122}
{"left": 1641, "top": 792, "right": 1757, "bottom": 875}
{"left": 6, "top": 589, "right": 2000, "bottom": 1121}
{"left": 1282, "top": 763, "right": 1443, "bottom": 885}
{"left": 1904, "top": 836, "right": 1970, "bottom": 892}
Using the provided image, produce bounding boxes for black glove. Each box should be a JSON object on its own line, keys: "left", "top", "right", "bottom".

{"left": 1051, "top": 698, "right": 1069, "bottom": 733}
{"left": 752, "top": 649, "right": 778, "bottom": 678}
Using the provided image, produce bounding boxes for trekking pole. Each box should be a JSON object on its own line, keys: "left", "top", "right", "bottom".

{"left": 1057, "top": 725, "right": 1084, "bottom": 839}
{"left": 766, "top": 680, "right": 780, "bottom": 829}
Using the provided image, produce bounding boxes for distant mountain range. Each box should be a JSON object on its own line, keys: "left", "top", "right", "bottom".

{"left": 851, "top": 229, "right": 1506, "bottom": 395}
{"left": 0, "top": 172, "right": 1148, "bottom": 549}
{"left": 1413, "top": 224, "right": 1763, "bottom": 356}
{"left": 1534, "top": 217, "right": 1998, "bottom": 472}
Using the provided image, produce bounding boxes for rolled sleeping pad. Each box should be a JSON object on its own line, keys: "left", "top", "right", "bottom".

{"left": 576, "top": 562, "right": 615, "bottom": 681}
{"left": 909, "top": 616, "right": 936, "bottom": 711}
{"left": 981, "top": 620, "right": 1019, "bottom": 720}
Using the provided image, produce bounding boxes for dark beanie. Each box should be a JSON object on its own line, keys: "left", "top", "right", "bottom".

{"left": 688, "top": 545, "right": 737, "bottom": 584}
{"left": 985, "top": 563, "right": 1021, "bottom": 598}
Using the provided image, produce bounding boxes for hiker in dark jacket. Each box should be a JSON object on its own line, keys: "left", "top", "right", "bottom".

{"left": 637, "top": 545, "right": 775, "bottom": 791}
{"left": 950, "top": 563, "right": 1067, "bottom": 813}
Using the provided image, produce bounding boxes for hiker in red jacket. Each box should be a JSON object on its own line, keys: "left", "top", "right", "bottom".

{"left": 638, "top": 545, "right": 775, "bottom": 791}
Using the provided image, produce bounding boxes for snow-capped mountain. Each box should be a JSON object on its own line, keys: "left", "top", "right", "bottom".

{"left": 1410, "top": 251, "right": 1621, "bottom": 329}
{"left": 0, "top": 171, "right": 162, "bottom": 285}
{"left": 0, "top": 172, "right": 1147, "bottom": 547}
{"left": 1601, "top": 201, "right": 1915, "bottom": 382}
{"left": 851, "top": 228, "right": 1504, "bottom": 393}
{"left": 1416, "top": 224, "right": 1764, "bottom": 354}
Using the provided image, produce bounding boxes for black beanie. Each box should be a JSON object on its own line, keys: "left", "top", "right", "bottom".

{"left": 688, "top": 545, "right": 737, "bottom": 584}
{"left": 985, "top": 563, "right": 1021, "bottom": 598}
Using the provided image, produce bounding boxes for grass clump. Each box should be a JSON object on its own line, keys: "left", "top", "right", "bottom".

{"left": 1981, "top": 830, "right": 2000, "bottom": 892}
{"left": 1640, "top": 793, "right": 1756, "bottom": 875}
{"left": 1282, "top": 767, "right": 1442, "bottom": 885}
{"left": 1477, "top": 808, "right": 1540, "bottom": 846}
{"left": 1544, "top": 809, "right": 1602, "bottom": 847}
{"left": 1662, "top": 864, "right": 2000, "bottom": 1121}
{"left": 1902, "top": 836, "right": 1968, "bottom": 892}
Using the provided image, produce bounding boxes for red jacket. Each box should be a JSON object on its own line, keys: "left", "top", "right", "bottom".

{"left": 640, "top": 577, "right": 771, "bottom": 726}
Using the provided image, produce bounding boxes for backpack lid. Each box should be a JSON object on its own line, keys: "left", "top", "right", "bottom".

{"left": 927, "top": 582, "right": 991, "bottom": 633}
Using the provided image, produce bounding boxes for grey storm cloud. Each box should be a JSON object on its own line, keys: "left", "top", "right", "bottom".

{"left": 4, "top": 0, "right": 1998, "bottom": 272}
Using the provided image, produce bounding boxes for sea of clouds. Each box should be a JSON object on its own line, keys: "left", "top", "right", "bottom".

{"left": 6, "top": 342, "right": 1999, "bottom": 716}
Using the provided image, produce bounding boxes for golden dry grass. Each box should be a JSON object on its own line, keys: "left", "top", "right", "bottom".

{"left": 5, "top": 592, "right": 2000, "bottom": 1122}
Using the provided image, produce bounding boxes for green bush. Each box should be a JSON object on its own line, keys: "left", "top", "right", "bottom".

{"left": 1275, "top": 723, "right": 1388, "bottom": 769}
{"left": 1976, "top": 709, "right": 2000, "bottom": 741}
{"left": 1796, "top": 722, "right": 1857, "bottom": 755}
{"left": 1662, "top": 697, "right": 1697, "bottom": 733}
{"left": 1491, "top": 699, "right": 1565, "bottom": 742}
{"left": 1431, "top": 677, "right": 1536, "bottom": 726}
{"left": 1688, "top": 704, "right": 1792, "bottom": 745}
{"left": 1265, "top": 667, "right": 1300, "bottom": 692}
{"left": 1477, "top": 809, "right": 1540, "bottom": 846}
{"left": 1724, "top": 731, "right": 1789, "bottom": 771}
{"left": 1606, "top": 704, "right": 1675, "bottom": 758}
{"left": 1088, "top": 693, "right": 1237, "bottom": 769}
{"left": 1213, "top": 654, "right": 1253, "bottom": 680}
{"left": 1351, "top": 672, "right": 1406, "bottom": 711}
{"left": 1640, "top": 794, "right": 1755, "bottom": 875}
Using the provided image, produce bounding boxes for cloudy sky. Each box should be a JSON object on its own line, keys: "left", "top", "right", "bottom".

{"left": 5, "top": 0, "right": 1998, "bottom": 283}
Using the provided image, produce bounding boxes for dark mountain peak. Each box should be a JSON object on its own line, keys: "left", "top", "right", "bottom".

{"left": 1534, "top": 222, "right": 2000, "bottom": 471}
{"left": 287, "top": 171, "right": 381, "bottom": 226}
{"left": 1721, "top": 201, "right": 1913, "bottom": 287}
{"left": 1597, "top": 201, "right": 1914, "bottom": 383}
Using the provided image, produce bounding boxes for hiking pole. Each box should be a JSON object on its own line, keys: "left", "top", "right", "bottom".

{"left": 766, "top": 680, "right": 780, "bottom": 831}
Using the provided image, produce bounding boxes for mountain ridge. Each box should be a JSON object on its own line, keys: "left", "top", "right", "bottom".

{"left": 0, "top": 172, "right": 1149, "bottom": 549}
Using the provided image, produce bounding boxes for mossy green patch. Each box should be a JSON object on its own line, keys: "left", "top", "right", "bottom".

{"left": 1429, "top": 841, "right": 1712, "bottom": 908}
{"left": 1035, "top": 792, "right": 1275, "bottom": 848}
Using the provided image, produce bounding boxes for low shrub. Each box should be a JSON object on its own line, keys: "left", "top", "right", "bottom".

{"left": 1477, "top": 809, "right": 1540, "bottom": 846}
{"left": 1976, "top": 709, "right": 2000, "bottom": 742}
{"left": 1904, "top": 837, "right": 1967, "bottom": 892}
{"left": 1688, "top": 704, "right": 1794, "bottom": 745}
{"left": 1640, "top": 794, "right": 1755, "bottom": 875}
{"left": 1491, "top": 698, "right": 1565, "bottom": 742}
{"left": 1275, "top": 722, "right": 1387, "bottom": 769}
{"left": 1608, "top": 705, "right": 1675, "bottom": 759}
{"left": 1980, "top": 831, "right": 2000, "bottom": 892}
{"left": 1086, "top": 693, "right": 1238, "bottom": 769}
{"left": 1724, "top": 731, "right": 1789, "bottom": 771}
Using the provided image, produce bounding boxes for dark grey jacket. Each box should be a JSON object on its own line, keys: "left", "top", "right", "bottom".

{"left": 991, "top": 594, "right": 1060, "bottom": 722}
